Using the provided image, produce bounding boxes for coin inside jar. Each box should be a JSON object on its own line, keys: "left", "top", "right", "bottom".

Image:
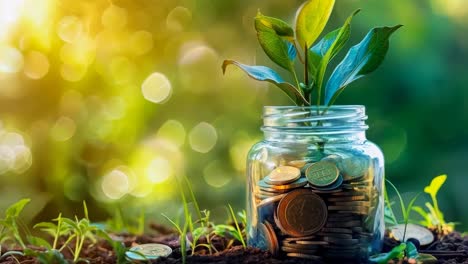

{"left": 276, "top": 189, "right": 327, "bottom": 237}
{"left": 305, "top": 161, "right": 339, "bottom": 187}
{"left": 264, "top": 166, "right": 301, "bottom": 185}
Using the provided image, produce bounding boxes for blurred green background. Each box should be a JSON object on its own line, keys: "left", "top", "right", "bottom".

{"left": 0, "top": 0, "right": 466, "bottom": 231}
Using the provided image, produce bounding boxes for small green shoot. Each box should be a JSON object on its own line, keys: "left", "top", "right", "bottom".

{"left": 412, "top": 175, "right": 455, "bottom": 235}
{"left": 228, "top": 205, "right": 246, "bottom": 248}
{"left": 0, "top": 198, "right": 31, "bottom": 249}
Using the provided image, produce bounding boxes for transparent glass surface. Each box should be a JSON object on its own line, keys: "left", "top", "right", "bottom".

{"left": 246, "top": 106, "right": 385, "bottom": 263}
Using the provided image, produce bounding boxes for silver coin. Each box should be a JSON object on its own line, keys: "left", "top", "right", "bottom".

{"left": 391, "top": 223, "right": 435, "bottom": 246}
{"left": 126, "top": 243, "right": 172, "bottom": 260}
{"left": 264, "top": 166, "right": 301, "bottom": 185}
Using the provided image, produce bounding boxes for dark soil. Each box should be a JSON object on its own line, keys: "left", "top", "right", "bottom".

{"left": 1, "top": 226, "right": 466, "bottom": 264}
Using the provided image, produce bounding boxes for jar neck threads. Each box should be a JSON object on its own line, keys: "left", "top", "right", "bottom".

{"left": 262, "top": 106, "right": 368, "bottom": 143}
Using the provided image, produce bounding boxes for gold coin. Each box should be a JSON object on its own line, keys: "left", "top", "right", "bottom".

{"left": 258, "top": 194, "right": 286, "bottom": 208}
{"left": 305, "top": 161, "right": 339, "bottom": 187}
{"left": 259, "top": 221, "right": 279, "bottom": 256}
{"left": 264, "top": 166, "right": 301, "bottom": 185}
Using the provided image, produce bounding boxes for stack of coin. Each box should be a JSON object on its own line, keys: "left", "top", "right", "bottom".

{"left": 253, "top": 150, "right": 378, "bottom": 262}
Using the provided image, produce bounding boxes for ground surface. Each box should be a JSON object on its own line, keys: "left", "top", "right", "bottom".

{"left": 1, "top": 227, "right": 466, "bottom": 263}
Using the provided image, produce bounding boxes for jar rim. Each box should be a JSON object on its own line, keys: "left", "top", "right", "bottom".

{"left": 262, "top": 105, "right": 368, "bottom": 135}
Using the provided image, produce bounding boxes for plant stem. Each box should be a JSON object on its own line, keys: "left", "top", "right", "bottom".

{"left": 292, "top": 69, "right": 301, "bottom": 92}
{"left": 304, "top": 43, "right": 309, "bottom": 88}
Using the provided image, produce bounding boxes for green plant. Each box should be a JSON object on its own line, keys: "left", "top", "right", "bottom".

{"left": 376, "top": 180, "right": 438, "bottom": 263}
{"left": 105, "top": 206, "right": 146, "bottom": 235}
{"left": 412, "top": 175, "right": 455, "bottom": 235}
{"left": 222, "top": 0, "right": 401, "bottom": 111}
{"left": 0, "top": 199, "right": 31, "bottom": 251}
{"left": 213, "top": 206, "right": 247, "bottom": 249}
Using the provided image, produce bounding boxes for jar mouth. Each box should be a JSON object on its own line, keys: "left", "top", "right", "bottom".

{"left": 262, "top": 105, "right": 368, "bottom": 135}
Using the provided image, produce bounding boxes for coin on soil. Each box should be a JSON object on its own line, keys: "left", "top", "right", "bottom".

{"left": 305, "top": 161, "right": 339, "bottom": 187}
{"left": 126, "top": 243, "right": 172, "bottom": 260}
{"left": 390, "top": 223, "right": 435, "bottom": 246}
{"left": 277, "top": 189, "right": 327, "bottom": 237}
{"left": 264, "top": 166, "right": 301, "bottom": 185}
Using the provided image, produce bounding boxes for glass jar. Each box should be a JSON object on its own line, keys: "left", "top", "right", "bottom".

{"left": 246, "top": 106, "right": 384, "bottom": 263}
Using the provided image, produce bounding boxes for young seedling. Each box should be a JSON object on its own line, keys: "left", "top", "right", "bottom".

{"left": 0, "top": 199, "right": 31, "bottom": 251}
{"left": 223, "top": 0, "right": 401, "bottom": 112}
{"left": 412, "top": 175, "right": 456, "bottom": 235}
{"left": 373, "top": 180, "right": 437, "bottom": 263}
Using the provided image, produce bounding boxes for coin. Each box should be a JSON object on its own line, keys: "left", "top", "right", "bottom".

{"left": 283, "top": 235, "right": 317, "bottom": 242}
{"left": 259, "top": 221, "right": 279, "bottom": 256}
{"left": 125, "top": 243, "right": 172, "bottom": 260}
{"left": 317, "top": 233, "right": 353, "bottom": 239}
{"left": 295, "top": 240, "right": 328, "bottom": 245}
{"left": 330, "top": 190, "right": 368, "bottom": 197}
{"left": 327, "top": 195, "right": 367, "bottom": 202}
{"left": 281, "top": 246, "right": 318, "bottom": 254}
{"left": 390, "top": 223, "right": 435, "bottom": 246}
{"left": 282, "top": 240, "right": 321, "bottom": 250}
{"left": 258, "top": 194, "right": 286, "bottom": 208}
{"left": 310, "top": 175, "right": 343, "bottom": 191}
{"left": 321, "top": 227, "right": 353, "bottom": 234}
{"left": 305, "top": 161, "right": 339, "bottom": 187}
{"left": 339, "top": 153, "right": 369, "bottom": 181}
{"left": 286, "top": 253, "right": 322, "bottom": 260}
{"left": 324, "top": 237, "right": 359, "bottom": 246}
{"left": 325, "top": 220, "right": 362, "bottom": 228}
{"left": 276, "top": 189, "right": 327, "bottom": 237}
{"left": 287, "top": 160, "right": 307, "bottom": 168}
{"left": 328, "top": 205, "right": 369, "bottom": 211}
{"left": 259, "top": 178, "right": 308, "bottom": 191}
{"left": 329, "top": 201, "right": 371, "bottom": 207}
{"left": 264, "top": 166, "right": 301, "bottom": 185}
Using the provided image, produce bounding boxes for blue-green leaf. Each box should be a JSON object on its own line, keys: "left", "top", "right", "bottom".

{"left": 287, "top": 42, "right": 296, "bottom": 61}
{"left": 406, "top": 241, "right": 419, "bottom": 259}
{"left": 309, "top": 9, "right": 360, "bottom": 89}
{"left": 255, "top": 12, "right": 295, "bottom": 72}
{"left": 222, "top": 60, "right": 308, "bottom": 105}
{"left": 324, "top": 25, "right": 402, "bottom": 105}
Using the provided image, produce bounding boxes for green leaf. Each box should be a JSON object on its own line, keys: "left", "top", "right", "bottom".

{"left": 309, "top": 9, "right": 360, "bottom": 98}
{"left": 324, "top": 25, "right": 402, "bottom": 105}
{"left": 424, "top": 174, "right": 447, "bottom": 197}
{"left": 255, "top": 11, "right": 294, "bottom": 39}
{"left": 295, "top": 0, "right": 335, "bottom": 49}
{"left": 369, "top": 243, "right": 406, "bottom": 264}
{"left": 222, "top": 60, "right": 309, "bottom": 105}
{"left": 255, "top": 13, "right": 295, "bottom": 72}
{"left": 27, "top": 235, "right": 52, "bottom": 250}
{"left": 414, "top": 254, "right": 438, "bottom": 264}
{"left": 5, "top": 199, "right": 30, "bottom": 218}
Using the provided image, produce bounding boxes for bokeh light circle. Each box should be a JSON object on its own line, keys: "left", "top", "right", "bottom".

{"left": 101, "top": 168, "right": 129, "bottom": 200}
{"left": 128, "top": 30, "right": 154, "bottom": 56}
{"left": 189, "top": 122, "right": 218, "bottom": 153}
{"left": 102, "top": 5, "right": 128, "bottom": 29}
{"left": 57, "top": 16, "right": 83, "bottom": 43}
{"left": 157, "top": 120, "right": 186, "bottom": 148}
{"left": 166, "top": 6, "right": 192, "bottom": 32}
{"left": 23, "top": 51, "right": 49, "bottom": 79}
{"left": 141, "top": 72, "right": 172, "bottom": 103}
{"left": 51, "top": 116, "right": 77, "bottom": 141}
{"left": 146, "top": 157, "right": 172, "bottom": 183}
{"left": 0, "top": 45, "right": 24, "bottom": 73}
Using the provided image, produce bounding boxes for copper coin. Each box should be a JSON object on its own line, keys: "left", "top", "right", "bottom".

{"left": 259, "top": 221, "right": 279, "bottom": 256}
{"left": 277, "top": 189, "right": 327, "bottom": 237}
{"left": 286, "top": 253, "right": 322, "bottom": 260}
